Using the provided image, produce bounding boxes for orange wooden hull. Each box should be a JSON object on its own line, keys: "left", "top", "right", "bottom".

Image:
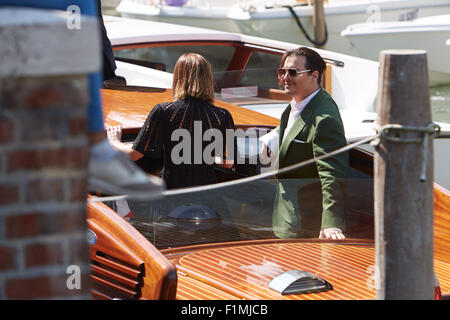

{"left": 163, "top": 239, "right": 450, "bottom": 300}
{"left": 87, "top": 198, "right": 177, "bottom": 300}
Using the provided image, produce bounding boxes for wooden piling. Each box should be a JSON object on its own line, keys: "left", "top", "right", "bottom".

{"left": 374, "top": 50, "right": 434, "bottom": 299}
{"left": 312, "top": 0, "right": 326, "bottom": 49}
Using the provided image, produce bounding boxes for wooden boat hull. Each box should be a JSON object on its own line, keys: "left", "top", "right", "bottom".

{"left": 86, "top": 87, "right": 450, "bottom": 300}
{"left": 87, "top": 182, "right": 450, "bottom": 299}
{"left": 166, "top": 239, "right": 450, "bottom": 300}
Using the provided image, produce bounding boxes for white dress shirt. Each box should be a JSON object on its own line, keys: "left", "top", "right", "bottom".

{"left": 260, "top": 88, "right": 321, "bottom": 153}
{"left": 282, "top": 88, "right": 320, "bottom": 142}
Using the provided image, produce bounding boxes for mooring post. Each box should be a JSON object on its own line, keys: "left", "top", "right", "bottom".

{"left": 374, "top": 50, "right": 434, "bottom": 299}
{"left": 312, "top": 0, "right": 326, "bottom": 49}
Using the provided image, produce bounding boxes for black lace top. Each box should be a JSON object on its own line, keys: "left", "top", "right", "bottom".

{"left": 133, "top": 97, "right": 235, "bottom": 189}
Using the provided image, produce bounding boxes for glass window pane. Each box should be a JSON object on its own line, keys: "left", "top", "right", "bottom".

{"left": 241, "top": 51, "right": 282, "bottom": 89}
{"left": 114, "top": 44, "right": 236, "bottom": 75}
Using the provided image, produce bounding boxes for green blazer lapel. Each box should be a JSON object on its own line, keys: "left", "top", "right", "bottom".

{"left": 278, "top": 105, "right": 290, "bottom": 143}
{"left": 278, "top": 113, "right": 307, "bottom": 161}
{"left": 277, "top": 105, "right": 290, "bottom": 161}
{"left": 278, "top": 89, "right": 324, "bottom": 161}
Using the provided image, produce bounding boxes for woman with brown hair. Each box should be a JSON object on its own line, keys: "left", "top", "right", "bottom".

{"left": 108, "top": 53, "right": 235, "bottom": 190}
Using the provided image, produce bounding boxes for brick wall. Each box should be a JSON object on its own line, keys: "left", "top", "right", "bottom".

{"left": 0, "top": 75, "right": 91, "bottom": 299}
{"left": 0, "top": 8, "right": 100, "bottom": 299}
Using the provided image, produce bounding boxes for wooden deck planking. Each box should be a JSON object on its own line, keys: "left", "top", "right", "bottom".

{"left": 101, "top": 88, "right": 280, "bottom": 130}
{"left": 169, "top": 241, "right": 450, "bottom": 300}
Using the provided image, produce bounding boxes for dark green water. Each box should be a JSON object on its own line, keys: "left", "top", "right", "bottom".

{"left": 431, "top": 85, "right": 450, "bottom": 124}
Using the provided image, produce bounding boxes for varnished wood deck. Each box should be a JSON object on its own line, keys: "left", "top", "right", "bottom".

{"left": 434, "top": 184, "right": 450, "bottom": 264}
{"left": 101, "top": 88, "right": 280, "bottom": 130}
{"left": 166, "top": 241, "right": 450, "bottom": 300}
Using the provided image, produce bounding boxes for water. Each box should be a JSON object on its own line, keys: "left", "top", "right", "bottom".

{"left": 431, "top": 85, "right": 450, "bottom": 124}
{"left": 430, "top": 85, "right": 450, "bottom": 190}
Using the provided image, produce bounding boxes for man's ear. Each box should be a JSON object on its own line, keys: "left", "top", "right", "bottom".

{"left": 311, "top": 70, "right": 320, "bottom": 82}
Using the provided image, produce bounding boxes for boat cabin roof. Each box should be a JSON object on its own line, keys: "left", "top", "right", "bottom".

{"left": 102, "top": 87, "right": 280, "bottom": 131}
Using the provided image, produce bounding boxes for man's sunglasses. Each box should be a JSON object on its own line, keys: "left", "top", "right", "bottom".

{"left": 277, "top": 68, "right": 311, "bottom": 77}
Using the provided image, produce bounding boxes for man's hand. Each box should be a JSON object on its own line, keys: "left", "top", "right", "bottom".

{"left": 260, "top": 142, "right": 272, "bottom": 164}
{"left": 261, "top": 142, "right": 271, "bottom": 157}
{"left": 319, "top": 228, "right": 345, "bottom": 240}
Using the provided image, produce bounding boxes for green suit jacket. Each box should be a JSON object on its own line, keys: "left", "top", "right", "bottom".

{"left": 273, "top": 88, "right": 348, "bottom": 238}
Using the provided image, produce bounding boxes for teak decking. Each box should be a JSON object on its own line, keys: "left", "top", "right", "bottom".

{"left": 101, "top": 88, "right": 280, "bottom": 130}
{"left": 164, "top": 237, "right": 450, "bottom": 300}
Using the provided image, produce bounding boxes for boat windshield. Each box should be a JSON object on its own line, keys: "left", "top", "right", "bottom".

{"left": 104, "top": 43, "right": 376, "bottom": 249}
{"left": 113, "top": 43, "right": 298, "bottom": 115}
{"left": 95, "top": 140, "right": 375, "bottom": 250}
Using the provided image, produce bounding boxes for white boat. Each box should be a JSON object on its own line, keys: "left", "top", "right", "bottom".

{"left": 101, "top": 0, "right": 122, "bottom": 9}
{"left": 341, "top": 14, "right": 450, "bottom": 86}
{"left": 115, "top": 0, "right": 450, "bottom": 57}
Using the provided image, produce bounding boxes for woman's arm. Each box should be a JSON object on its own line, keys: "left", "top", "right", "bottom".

{"left": 215, "top": 145, "right": 234, "bottom": 169}
{"left": 107, "top": 125, "right": 144, "bottom": 162}
{"left": 215, "top": 111, "right": 236, "bottom": 169}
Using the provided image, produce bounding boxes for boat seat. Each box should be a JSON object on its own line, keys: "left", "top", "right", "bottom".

{"left": 323, "top": 64, "right": 332, "bottom": 95}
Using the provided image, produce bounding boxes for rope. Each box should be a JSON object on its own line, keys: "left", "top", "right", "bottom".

{"left": 284, "top": 5, "right": 328, "bottom": 47}
{"left": 88, "top": 133, "right": 376, "bottom": 203}
{"left": 371, "top": 122, "right": 441, "bottom": 182}
{"left": 371, "top": 123, "right": 441, "bottom": 145}
{"left": 88, "top": 122, "right": 443, "bottom": 202}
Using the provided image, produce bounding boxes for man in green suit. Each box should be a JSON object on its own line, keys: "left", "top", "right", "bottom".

{"left": 261, "top": 47, "right": 348, "bottom": 240}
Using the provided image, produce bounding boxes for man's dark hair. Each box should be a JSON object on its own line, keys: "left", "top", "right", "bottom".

{"left": 278, "top": 47, "right": 326, "bottom": 86}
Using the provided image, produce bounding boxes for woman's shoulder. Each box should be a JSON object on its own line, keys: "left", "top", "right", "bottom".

{"left": 156, "top": 101, "right": 179, "bottom": 110}
{"left": 210, "top": 103, "right": 232, "bottom": 116}
{"left": 148, "top": 101, "right": 182, "bottom": 117}
{"left": 209, "top": 104, "right": 234, "bottom": 127}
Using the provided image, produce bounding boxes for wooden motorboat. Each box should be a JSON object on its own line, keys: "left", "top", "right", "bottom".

{"left": 104, "top": 14, "right": 381, "bottom": 142}
{"left": 86, "top": 86, "right": 450, "bottom": 300}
